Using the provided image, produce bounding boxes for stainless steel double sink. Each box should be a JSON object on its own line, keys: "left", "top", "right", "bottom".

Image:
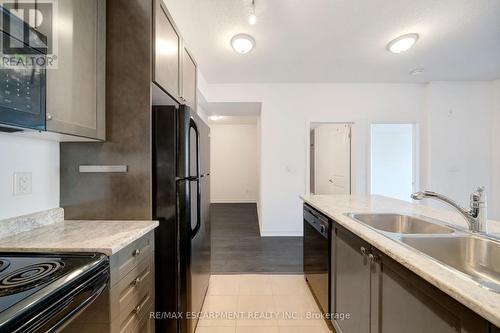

{"left": 347, "top": 213, "right": 500, "bottom": 293}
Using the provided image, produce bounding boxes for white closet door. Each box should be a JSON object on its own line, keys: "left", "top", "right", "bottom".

{"left": 314, "top": 124, "right": 351, "bottom": 194}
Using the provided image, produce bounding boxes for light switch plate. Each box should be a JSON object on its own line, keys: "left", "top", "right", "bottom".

{"left": 14, "top": 172, "right": 32, "bottom": 196}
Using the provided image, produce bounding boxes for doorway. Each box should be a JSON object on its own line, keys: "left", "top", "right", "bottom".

{"left": 370, "top": 123, "right": 416, "bottom": 201}
{"left": 310, "top": 123, "right": 352, "bottom": 195}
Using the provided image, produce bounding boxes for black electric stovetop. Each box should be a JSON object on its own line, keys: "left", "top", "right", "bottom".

{"left": 0, "top": 252, "right": 109, "bottom": 333}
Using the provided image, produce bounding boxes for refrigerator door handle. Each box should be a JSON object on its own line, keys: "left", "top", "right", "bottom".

{"left": 189, "top": 118, "right": 202, "bottom": 239}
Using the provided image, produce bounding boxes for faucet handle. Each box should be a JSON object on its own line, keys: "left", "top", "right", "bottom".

{"left": 471, "top": 187, "right": 487, "bottom": 207}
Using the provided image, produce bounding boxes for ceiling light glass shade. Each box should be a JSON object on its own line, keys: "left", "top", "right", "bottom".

{"left": 387, "top": 33, "right": 419, "bottom": 54}
{"left": 231, "top": 34, "right": 255, "bottom": 54}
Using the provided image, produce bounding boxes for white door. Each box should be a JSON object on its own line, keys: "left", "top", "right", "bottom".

{"left": 314, "top": 124, "right": 351, "bottom": 194}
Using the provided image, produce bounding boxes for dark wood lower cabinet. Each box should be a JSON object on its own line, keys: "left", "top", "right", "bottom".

{"left": 370, "top": 249, "right": 489, "bottom": 333}
{"left": 333, "top": 227, "right": 370, "bottom": 333}
{"left": 330, "top": 220, "right": 494, "bottom": 333}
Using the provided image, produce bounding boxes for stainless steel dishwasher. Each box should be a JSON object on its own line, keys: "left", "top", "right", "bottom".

{"left": 303, "top": 204, "right": 330, "bottom": 314}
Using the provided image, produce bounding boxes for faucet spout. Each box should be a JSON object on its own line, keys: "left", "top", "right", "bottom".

{"left": 410, "top": 188, "right": 488, "bottom": 233}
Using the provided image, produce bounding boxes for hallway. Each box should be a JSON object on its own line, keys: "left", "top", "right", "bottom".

{"left": 211, "top": 203, "right": 303, "bottom": 273}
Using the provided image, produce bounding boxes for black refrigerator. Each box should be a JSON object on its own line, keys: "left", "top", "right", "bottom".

{"left": 153, "top": 105, "right": 211, "bottom": 333}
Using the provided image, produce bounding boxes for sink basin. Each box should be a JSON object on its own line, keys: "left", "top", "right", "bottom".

{"left": 400, "top": 236, "right": 500, "bottom": 291}
{"left": 350, "top": 213, "right": 455, "bottom": 234}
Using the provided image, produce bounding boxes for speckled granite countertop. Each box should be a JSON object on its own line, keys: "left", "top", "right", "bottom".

{"left": 0, "top": 217, "right": 159, "bottom": 256}
{"left": 300, "top": 194, "right": 500, "bottom": 328}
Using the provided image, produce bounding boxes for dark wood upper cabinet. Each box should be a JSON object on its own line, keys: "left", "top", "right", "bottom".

{"left": 153, "top": 0, "right": 180, "bottom": 100}
{"left": 181, "top": 47, "right": 197, "bottom": 110}
{"left": 153, "top": 0, "right": 197, "bottom": 109}
{"left": 46, "top": 0, "right": 106, "bottom": 140}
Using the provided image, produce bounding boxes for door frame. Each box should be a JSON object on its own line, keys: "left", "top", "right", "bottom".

{"left": 305, "top": 120, "right": 354, "bottom": 195}
{"left": 367, "top": 122, "right": 419, "bottom": 199}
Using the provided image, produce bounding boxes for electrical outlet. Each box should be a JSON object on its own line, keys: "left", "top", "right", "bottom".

{"left": 14, "top": 172, "right": 32, "bottom": 196}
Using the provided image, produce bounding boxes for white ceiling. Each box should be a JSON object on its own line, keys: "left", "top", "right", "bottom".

{"left": 164, "top": 0, "right": 500, "bottom": 84}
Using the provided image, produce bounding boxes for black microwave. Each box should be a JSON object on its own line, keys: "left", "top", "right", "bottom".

{"left": 0, "top": 6, "right": 46, "bottom": 132}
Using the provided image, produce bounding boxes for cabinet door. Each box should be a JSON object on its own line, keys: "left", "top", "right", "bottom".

{"left": 371, "top": 250, "right": 490, "bottom": 333}
{"left": 154, "top": 0, "right": 180, "bottom": 99}
{"left": 333, "top": 227, "right": 371, "bottom": 333}
{"left": 181, "top": 47, "right": 197, "bottom": 109}
{"left": 46, "top": 0, "right": 105, "bottom": 140}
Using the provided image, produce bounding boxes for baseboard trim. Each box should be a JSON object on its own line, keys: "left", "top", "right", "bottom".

{"left": 260, "top": 230, "right": 303, "bottom": 237}
{"left": 211, "top": 199, "right": 257, "bottom": 204}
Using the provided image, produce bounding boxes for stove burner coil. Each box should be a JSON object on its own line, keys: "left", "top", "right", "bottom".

{"left": 0, "top": 259, "right": 10, "bottom": 273}
{"left": 0, "top": 261, "right": 64, "bottom": 296}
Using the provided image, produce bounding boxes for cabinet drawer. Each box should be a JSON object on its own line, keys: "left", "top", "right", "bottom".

{"left": 110, "top": 258, "right": 153, "bottom": 321}
{"left": 130, "top": 306, "right": 154, "bottom": 333}
{"left": 110, "top": 232, "right": 154, "bottom": 286}
{"left": 113, "top": 294, "right": 153, "bottom": 333}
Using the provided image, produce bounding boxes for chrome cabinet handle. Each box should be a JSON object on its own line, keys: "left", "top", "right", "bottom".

{"left": 133, "top": 249, "right": 141, "bottom": 257}
{"left": 368, "top": 253, "right": 374, "bottom": 261}
{"left": 132, "top": 277, "right": 141, "bottom": 287}
{"left": 46, "top": 113, "right": 53, "bottom": 120}
{"left": 134, "top": 304, "right": 142, "bottom": 315}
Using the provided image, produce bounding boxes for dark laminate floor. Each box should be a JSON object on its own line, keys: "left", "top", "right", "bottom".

{"left": 210, "top": 203, "right": 303, "bottom": 273}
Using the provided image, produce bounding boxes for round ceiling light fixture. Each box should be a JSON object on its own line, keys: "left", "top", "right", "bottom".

{"left": 387, "top": 33, "right": 419, "bottom": 54}
{"left": 231, "top": 34, "right": 255, "bottom": 54}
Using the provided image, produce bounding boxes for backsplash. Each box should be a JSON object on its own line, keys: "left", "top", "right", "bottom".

{"left": 0, "top": 207, "right": 64, "bottom": 239}
{"left": 0, "top": 134, "right": 60, "bottom": 220}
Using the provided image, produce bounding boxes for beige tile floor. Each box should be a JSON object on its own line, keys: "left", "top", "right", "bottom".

{"left": 195, "top": 274, "right": 332, "bottom": 333}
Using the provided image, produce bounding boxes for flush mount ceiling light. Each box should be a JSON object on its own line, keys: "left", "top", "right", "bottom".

{"left": 231, "top": 34, "right": 255, "bottom": 54}
{"left": 387, "top": 33, "right": 419, "bottom": 54}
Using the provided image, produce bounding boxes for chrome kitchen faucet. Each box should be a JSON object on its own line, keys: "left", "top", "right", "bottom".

{"left": 411, "top": 187, "right": 488, "bottom": 233}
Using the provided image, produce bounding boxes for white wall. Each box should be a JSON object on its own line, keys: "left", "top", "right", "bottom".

{"left": 371, "top": 124, "right": 414, "bottom": 202}
{"left": 200, "top": 79, "right": 500, "bottom": 235}
{"left": 0, "top": 134, "right": 59, "bottom": 219}
{"left": 422, "top": 82, "right": 495, "bottom": 210}
{"left": 201, "top": 82, "right": 424, "bottom": 235}
{"left": 196, "top": 102, "right": 210, "bottom": 124}
{"left": 492, "top": 79, "right": 500, "bottom": 219}
{"left": 210, "top": 123, "right": 259, "bottom": 203}
{"left": 256, "top": 117, "right": 262, "bottom": 231}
